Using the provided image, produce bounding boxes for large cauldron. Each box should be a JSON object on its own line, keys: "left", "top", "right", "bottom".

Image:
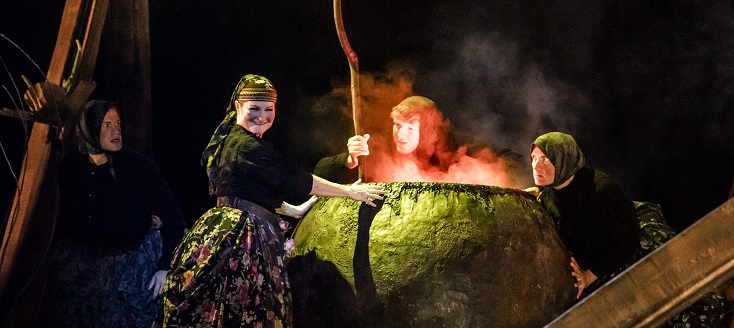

{"left": 289, "top": 182, "right": 575, "bottom": 328}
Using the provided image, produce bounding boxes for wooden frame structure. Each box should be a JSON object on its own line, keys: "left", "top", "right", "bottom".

{"left": 0, "top": 0, "right": 108, "bottom": 324}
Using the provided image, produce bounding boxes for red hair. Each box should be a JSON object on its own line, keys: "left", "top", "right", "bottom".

{"left": 390, "top": 96, "right": 452, "bottom": 167}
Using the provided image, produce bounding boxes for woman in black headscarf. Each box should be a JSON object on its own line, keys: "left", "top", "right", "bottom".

{"left": 157, "top": 74, "right": 384, "bottom": 327}
{"left": 529, "top": 131, "right": 639, "bottom": 300}
{"left": 41, "top": 100, "right": 186, "bottom": 327}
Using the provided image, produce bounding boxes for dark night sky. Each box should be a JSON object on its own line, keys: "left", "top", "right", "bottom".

{"left": 1, "top": 1, "right": 733, "bottom": 232}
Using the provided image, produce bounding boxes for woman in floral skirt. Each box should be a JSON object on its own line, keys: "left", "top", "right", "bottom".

{"left": 156, "top": 74, "right": 384, "bottom": 327}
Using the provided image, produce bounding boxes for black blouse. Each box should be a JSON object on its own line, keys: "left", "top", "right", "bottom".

{"left": 213, "top": 124, "right": 314, "bottom": 211}
{"left": 313, "top": 152, "right": 357, "bottom": 185}
{"left": 57, "top": 149, "right": 186, "bottom": 270}
{"left": 553, "top": 166, "right": 639, "bottom": 277}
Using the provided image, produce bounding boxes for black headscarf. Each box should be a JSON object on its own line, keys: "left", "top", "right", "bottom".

{"left": 77, "top": 100, "right": 118, "bottom": 155}
{"left": 75, "top": 99, "right": 119, "bottom": 179}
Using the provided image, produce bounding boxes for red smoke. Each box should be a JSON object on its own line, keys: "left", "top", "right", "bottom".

{"left": 332, "top": 67, "right": 527, "bottom": 189}
{"left": 365, "top": 140, "right": 522, "bottom": 189}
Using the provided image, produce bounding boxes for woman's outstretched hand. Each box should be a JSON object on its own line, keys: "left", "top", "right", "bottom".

{"left": 347, "top": 179, "right": 385, "bottom": 207}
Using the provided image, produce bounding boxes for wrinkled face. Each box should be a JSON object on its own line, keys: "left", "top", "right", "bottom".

{"left": 531, "top": 146, "right": 555, "bottom": 186}
{"left": 236, "top": 100, "right": 276, "bottom": 137}
{"left": 100, "top": 108, "right": 122, "bottom": 152}
{"left": 393, "top": 116, "right": 420, "bottom": 155}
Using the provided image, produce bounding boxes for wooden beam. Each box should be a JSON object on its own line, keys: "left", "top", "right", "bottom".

{"left": 0, "top": 108, "right": 34, "bottom": 122}
{"left": 0, "top": 0, "right": 108, "bottom": 323}
{"left": 545, "top": 197, "right": 734, "bottom": 328}
{"left": 46, "top": 0, "right": 84, "bottom": 84}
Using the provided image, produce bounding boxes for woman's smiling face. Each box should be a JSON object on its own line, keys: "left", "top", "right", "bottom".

{"left": 236, "top": 100, "right": 276, "bottom": 137}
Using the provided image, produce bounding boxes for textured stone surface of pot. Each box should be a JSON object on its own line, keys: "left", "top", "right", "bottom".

{"left": 290, "top": 182, "right": 576, "bottom": 328}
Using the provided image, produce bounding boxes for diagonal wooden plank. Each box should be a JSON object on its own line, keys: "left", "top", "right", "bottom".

{"left": 545, "top": 197, "right": 734, "bottom": 328}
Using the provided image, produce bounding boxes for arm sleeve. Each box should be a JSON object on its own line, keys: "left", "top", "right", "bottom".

{"left": 241, "top": 142, "right": 314, "bottom": 201}
{"left": 584, "top": 179, "right": 639, "bottom": 277}
{"left": 143, "top": 158, "right": 186, "bottom": 270}
{"left": 313, "top": 152, "right": 358, "bottom": 184}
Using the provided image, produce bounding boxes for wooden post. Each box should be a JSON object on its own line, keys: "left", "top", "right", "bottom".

{"left": 546, "top": 197, "right": 734, "bottom": 328}
{"left": 0, "top": 0, "right": 108, "bottom": 324}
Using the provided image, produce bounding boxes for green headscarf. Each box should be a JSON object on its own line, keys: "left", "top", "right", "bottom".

{"left": 531, "top": 131, "right": 585, "bottom": 221}
{"left": 200, "top": 74, "right": 277, "bottom": 194}
{"left": 532, "top": 132, "right": 585, "bottom": 188}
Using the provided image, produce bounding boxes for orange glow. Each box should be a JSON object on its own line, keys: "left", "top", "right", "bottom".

{"left": 331, "top": 68, "right": 527, "bottom": 189}
{"left": 365, "top": 142, "right": 522, "bottom": 189}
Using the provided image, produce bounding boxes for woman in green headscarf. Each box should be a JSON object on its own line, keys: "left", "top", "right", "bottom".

{"left": 157, "top": 74, "right": 384, "bottom": 327}
{"left": 530, "top": 132, "right": 639, "bottom": 300}
{"left": 530, "top": 132, "right": 730, "bottom": 325}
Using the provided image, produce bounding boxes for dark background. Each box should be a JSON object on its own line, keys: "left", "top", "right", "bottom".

{"left": 1, "top": 0, "right": 733, "bottom": 232}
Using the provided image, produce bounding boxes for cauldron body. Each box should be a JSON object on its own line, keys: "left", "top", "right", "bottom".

{"left": 290, "top": 182, "right": 575, "bottom": 327}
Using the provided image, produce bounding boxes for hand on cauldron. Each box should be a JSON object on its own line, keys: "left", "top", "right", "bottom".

{"left": 570, "top": 256, "right": 598, "bottom": 299}
{"left": 523, "top": 186, "right": 540, "bottom": 197}
{"left": 347, "top": 179, "right": 384, "bottom": 207}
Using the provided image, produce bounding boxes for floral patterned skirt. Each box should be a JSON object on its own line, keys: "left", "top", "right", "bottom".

{"left": 40, "top": 229, "right": 162, "bottom": 328}
{"left": 157, "top": 204, "right": 291, "bottom": 328}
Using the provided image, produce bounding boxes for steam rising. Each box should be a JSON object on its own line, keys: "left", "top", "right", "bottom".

{"left": 300, "top": 0, "right": 734, "bottom": 230}
{"left": 306, "top": 68, "right": 531, "bottom": 189}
